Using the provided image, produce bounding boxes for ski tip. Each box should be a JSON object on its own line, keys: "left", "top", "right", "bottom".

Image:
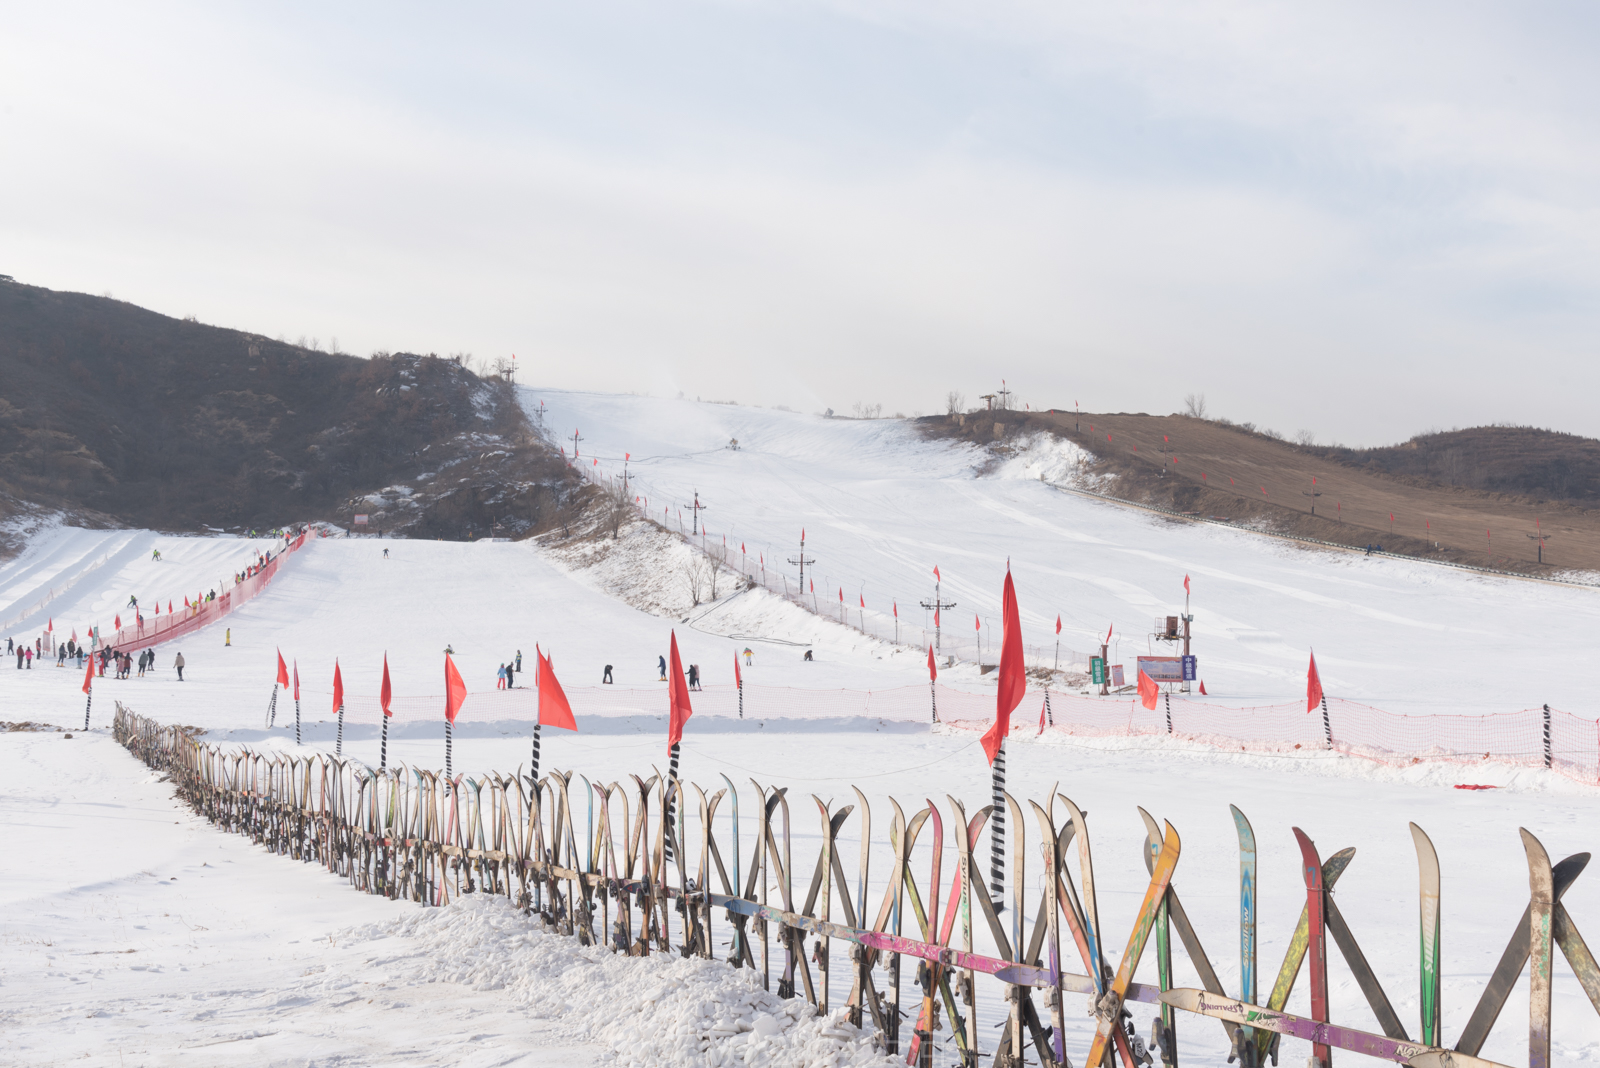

{"left": 1520, "top": 827, "right": 1552, "bottom": 868}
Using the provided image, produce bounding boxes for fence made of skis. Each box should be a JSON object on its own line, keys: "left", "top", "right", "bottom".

{"left": 115, "top": 701, "right": 1599, "bottom": 1067}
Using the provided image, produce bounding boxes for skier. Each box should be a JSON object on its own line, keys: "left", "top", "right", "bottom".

{"left": 687, "top": 664, "right": 700, "bottom": 691}
{"left": 127, "top": 595, "right": 138, "bottom": 609}
{"left": 15, "top": 645, "right": 22, "bottom": 669}
{"left": 505, "top": 661, "right": 515, "bottom": 688}
{"left": 24, "top": 647, "right": 32, "bottom": 668}
{"left": 743, "top": 647, "right": 753, "bottom": 667}
{"left": 657, "top": 654, "right": 667, "bottom": 681}
{"left": 497, "top": 664, "right": 506, "bottom": 690}
{"left": 383, "top": 548, "right": 389, "bottom": 559}
{"left": 803, "top": 649, "right": 813, "bottom": 662}
{"left": 173, "top": 652, "right": 185, "bottom": 681}
{"left": 602, "top": 664, "right": 614, "bottom": 684}
{"left": 151, "top": 548, "right": 162, "bottom": 561}
{"left": 515, "top": 650, "right": 523, "bottom": 673}
{"left": 444, "top": 644, "right": 456, "bottom": 655}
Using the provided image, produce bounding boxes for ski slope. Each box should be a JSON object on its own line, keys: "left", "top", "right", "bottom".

{"left": 6, "top": 394, "right": 1600, "bottom": 1066}
{"left": 530, "top": 389, "right": 1600, "bottom": 718}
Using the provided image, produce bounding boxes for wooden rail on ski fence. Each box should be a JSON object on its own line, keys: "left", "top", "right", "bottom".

{"left": 114, "top": 701, "right": 1600, "bottom": 1068}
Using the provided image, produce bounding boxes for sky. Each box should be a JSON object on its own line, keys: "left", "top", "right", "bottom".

{"left": 3, "top": 1, "right": 1599, "bottom": 446}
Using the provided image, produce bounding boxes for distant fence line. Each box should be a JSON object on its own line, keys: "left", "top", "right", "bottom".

{"left": 297, "top": 681, "right": 1600, "bottom": 786}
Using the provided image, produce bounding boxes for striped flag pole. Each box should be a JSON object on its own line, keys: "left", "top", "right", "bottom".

{"left": 664, "top": 742, "right": 681, "bottom": 863}
{"left": 531, "top": 722, "right": 542, "bottom": 782}
{"left": 266, "top": 683, "right": 279, "bottom": 729}
{"left": 335, "top": 703, "right": 344, "bottom": 757}
{"left": 990, "top": 740, "right": 1006, "bottom": 911}
{"left": 379, "top": 713, "right": 390, "bottom": 770}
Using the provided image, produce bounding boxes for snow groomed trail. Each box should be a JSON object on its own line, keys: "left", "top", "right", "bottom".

{"left": 530, "top": 389, "right": 1600, "bottom": 718}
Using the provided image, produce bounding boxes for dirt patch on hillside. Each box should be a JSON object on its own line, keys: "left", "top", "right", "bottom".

{"left": 922, "top": 410, "right": 1600, "bottom": 576}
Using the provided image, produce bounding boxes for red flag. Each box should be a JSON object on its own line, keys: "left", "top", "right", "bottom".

{"left": 733, "top": 650, "right": 742, "bottom": 688}
{"left": 934, "top": 607, "right": 940, "bottom": 627}
{"left": 332, "top": 661, "right": 345, "bottom": 715}
{"left": 839, "top": 588, "right": 844, "bottom": 603}
{"left": 1105, "top": 623, "right": 1113, "bottom": 645}
{"left": 1306, "top": 650, "right": 1323, "bottom": 713}
{"left": 444, "top": 654, "right": 467, "bottom": 724}
{"left": 741, "top": 542, "right": 746, "bottom": 553}
{"left": 933, "top": 565, "right": 941, "bottom": 582}
{"left": 809, "top": 579, "right": 814, "bottom": 593}
{"left": 47, "top": 618, "right": 52, "bottom": 632}
{"left": 1389, "top": 513, "right": 1395, "bottom": 523}
{"left": 82, "top": 656, "right": 94, "bottom": 695}
{"left": 184, "top": 597, "right": 190, "bottom": 608}
{"left": 801, "top": 527, "right": 805, "bottom": 541}
{"left": 276, "top": 650, "right": 290, "bottom": 688}
{"left": 536, "top": 645, "right": 577, "bottom": 730}
{"left": 293, "top": 661, "right": 300, "bottom": 701}
{"left": 980, "top": 570, "right": 1026, "bottom": 764}
{"left": 893, "top": 601, "right": 898, "bottom": 618}
{"left": 1183, "top": 574, "right": 1191, "bottom": 594}
{"left": 859, "top": 593, "right": 865, "bottom": 609}
{"left": 667, "top": 631, "right": 693, "bottom": 750}
{"left": 1055, "top": 615, "right": 1062, "bottom": 635}
{"left": 1138, "top": 668, "right": 1159, "bottom": 710}
{"left": 167, "top": 601, "right": 172, "bottom": 613}
{"left": 927, "top": 645, "right": 937, "bottom": 681}
{"left": 114, "top": 614, "right": 121, "bottom": 630}
{"left": 1199, "top": 680, "right": 1208, "bottom": 696}
{"left": 380, "top": 655, "right": 393, "bottom": 718}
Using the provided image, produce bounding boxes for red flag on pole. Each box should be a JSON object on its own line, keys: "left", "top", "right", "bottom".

{"left": 927, "top": 645, "right": 937, "bottom": 681}
{"left": 980, "top": 570, "right": 1026, "bottom": 764}
{"left": 82, "top": 656, "right": 94, "bottom": 695}
{"left": 332, "top": 661, "right": 345, "bottom": 716}
{"left": 1183, "top": 574, "right": 1191, "bottom": 594}
{"left": 293, "top": 661, "right": 300, "bottom": 700}
{"left": 380, "top": 654, "right": 393, "bottom": 718}
{"left": 276, "top": 650, "right": 290, "bottom": 688}
{"left": 975, "top": 614, "right": 981, "bottom": 632}
{"left": 167, "top": 601, "right": 172, "bottom": 613}
{"left": 536, "top": 645, "right": 577, "bottom": 730}
{"left": 1306, "top": 650, "right": 1323, "bottom": 713}
{"left": 1105, "top": 622, "right": 1114, "bottom": 644}
{"left": 47, "top": 618, "right": 52, "bottom": 632}
{"left": 893, "top": 601, "right": 898, "bottom": 618}
{"left": 1138, "top": 668, "right": 1159, "bottom": 710}
{"left": 667, "top": 631, "right": 693, "bottom": 750}
{"left": 934, "top": 607, "right": 940, "bottom": 627}
{"left": 933, "top": 565, "right": 941, "bottom": 582}
{"left": 733, "top": 649, "right": 742, "bottom": 688}
{"left": 1055, "top": 615, "right": 1062, "bottom": 635}
{"left": 114, "top": 614, "right": 121, "bottom": 630}
{"left": 444, "top": 654, "right": 467, "bottom": 725}
{"left": 1199, "top": 680, "right": 1208, "bottom": 696}
{"left": 859, "top": 593, "right": 865, "bottom": 609}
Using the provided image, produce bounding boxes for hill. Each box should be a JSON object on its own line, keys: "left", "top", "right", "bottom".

{"left": 0, "top": 279, "right": 582, "bottom": 542}
{"left": 928, "top": 409, "right": 1600, "bottom": 574}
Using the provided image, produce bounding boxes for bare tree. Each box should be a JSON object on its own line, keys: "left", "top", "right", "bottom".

{"left": 682, "top": 556, "right": 709, "bottom": 607}
{"left": 946, "top": 391, "right": 966, "bottom": 416}
{"left": 1183, "top": 392, "right": 1208, "bottom": 418}
{"left": 1295, "top": 429, "right": 1316, "bottom": 446}
{"left": 707, "top": 550, "right": 726, "bottom": 601}
{"left": 605, "top": 478, "right": 633, "bottom": 539}
{"left": 851, "top": 401, "right": 883, "bottom": 419}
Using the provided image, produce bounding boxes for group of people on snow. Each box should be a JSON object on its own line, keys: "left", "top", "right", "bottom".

{"left": 496, "top": 650, "right": 525, "bottom": 689}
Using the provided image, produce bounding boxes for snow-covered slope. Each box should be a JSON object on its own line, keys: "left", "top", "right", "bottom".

{"left": 530, "top": 389, "right": 1600, "bottom": 717}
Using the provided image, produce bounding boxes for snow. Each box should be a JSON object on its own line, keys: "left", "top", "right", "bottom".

{"left": 5, "top": 391, "right": 1600, "bottom": 1065}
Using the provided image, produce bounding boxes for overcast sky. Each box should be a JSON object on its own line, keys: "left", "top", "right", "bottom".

{"left": 5, "top": 2, "right": 1598, "bottom": 445}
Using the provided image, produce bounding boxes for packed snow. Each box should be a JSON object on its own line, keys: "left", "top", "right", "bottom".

{"left": 5, "top": 392, "right": 1600, "bottom": 1066}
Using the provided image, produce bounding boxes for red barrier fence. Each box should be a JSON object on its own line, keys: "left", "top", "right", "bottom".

{"left": 299, "top": 678, "right": 1600, "bottom": 786}
{"left": 104, "top": 530, "right": 310, "bottom": 653}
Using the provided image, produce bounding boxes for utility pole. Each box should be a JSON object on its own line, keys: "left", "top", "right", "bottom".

{"left": 996, "top": 380, "right": 1013, "bottom": 410}
{"left": 571, "top": 428, "right": 582, "bottom": 460}
{"left": 1302, "top": 475, "right": 1322, "bottom": 516}
{"left": 1181, "top": 585, "right": 1193, "bottom": 694}
{"left": 681, "top": 490, "right": 706, "bottom": 535}
{"left": 919, "top": 570, "right": 957, "bottom": 657}
{"left": 787, "top": 530, "right": 814, "bottom": 597}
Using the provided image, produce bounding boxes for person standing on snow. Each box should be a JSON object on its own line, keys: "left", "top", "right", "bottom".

{"left": 173, "top": 652, "right": 185, "bottom": 681}
{"left": 515, "top": 650, "right": 522, "bottom": 673}
{"left": 497, "top": 664, "right": 506, "bottom": 690}
{"left": 657, "top": 654, "right": 667, "bottom": 681}
{"left": 505, "top": 660, "right": 515, "bottom": 688}
{"left": 603, "top": 664, "right": 614, "bottom": 684}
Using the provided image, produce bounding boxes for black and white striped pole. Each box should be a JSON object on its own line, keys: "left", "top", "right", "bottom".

{"left": 990, "top": 740, "right": 1005, "bottom": 911}
{"left": 531, "top": 722, "right": 542, "bottom": 782}
{"left": 266, "top": 683, "right": 279, "bottom": 730}
{"left": 664, "top": 741, "right": 681, "bottom": 863}
{"left": 336, "top": 702, "right": 345, "bottom": 757}
{"left": 1543, "top": 704, "right": 1553, "bottom": 769}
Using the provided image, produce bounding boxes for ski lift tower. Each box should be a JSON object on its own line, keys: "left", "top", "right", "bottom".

{"left": 682, "top": 491, "right": 706, "bottom": 536}
{"left": 995, "top": 380, "right": 1013, "bottom": 410}
{"left": 1302, "top": 476, "right": 1323, "bottom": 516}
{"left": 919, "top": 571, "right": 957, "bottom": 657}
{"left": 1527, "top": 524, "right": 1552, "bottom": 564}
{"left": 787, "top": 531, "right": 815, "bottom": 596}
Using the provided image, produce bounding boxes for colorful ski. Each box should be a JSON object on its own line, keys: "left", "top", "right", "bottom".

{"left": 1161, "top": 988, "right": 1490, "bottom": 1066}
{"left": 1522, "top": 828, "right": 1553, "bottom": 1068}
{"left": 1405, "top": 1053, "right": 1515, "bottom": 1068}
{"left": 1293, "top": 828, "right": 1331, "bottom": 1066}
{"left": 1232, "top": 804, "right": 1258, "bottom": 1062}
{"left": 1409, "top": 823, "right": 1441, "bottom": 1046}
{"left": 1086, "top": 820, "right": 1180, "bottom": 1068}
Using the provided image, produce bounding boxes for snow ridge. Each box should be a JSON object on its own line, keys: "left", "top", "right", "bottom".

{"left": 349, "top": 894, "right": 900, "bottom": 1068}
